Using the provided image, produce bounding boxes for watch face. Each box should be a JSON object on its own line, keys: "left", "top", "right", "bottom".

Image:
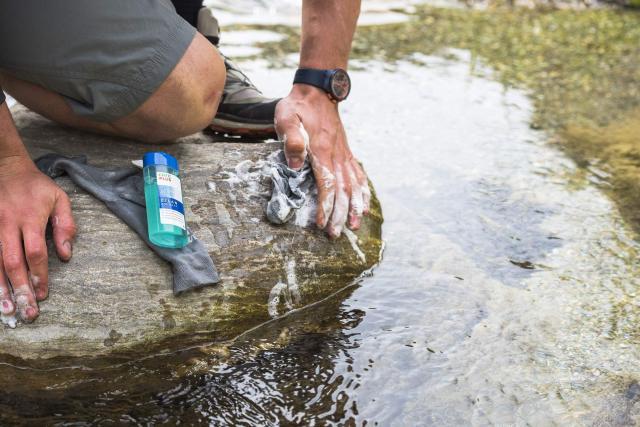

{"left": 330, "top": 69, "right": 351, "bottom": 101}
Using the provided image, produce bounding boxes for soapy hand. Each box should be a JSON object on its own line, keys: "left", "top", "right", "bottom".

{"left": 275, "top": 85, "right": 370, "bottom": 238}
{"left": 0, "top": 156, "right": 76, "bottom": 322}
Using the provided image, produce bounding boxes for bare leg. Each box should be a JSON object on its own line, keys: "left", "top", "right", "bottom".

{"left": 0, "top": 33, "right": 225, "bottom": 143}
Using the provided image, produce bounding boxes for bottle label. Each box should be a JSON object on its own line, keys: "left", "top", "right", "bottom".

{"left": 156, "top": 171, "right": 186, "bottom": 230}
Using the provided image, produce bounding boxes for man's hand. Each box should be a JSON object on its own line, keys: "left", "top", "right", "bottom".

{"left": 0, "top": 156, "right": 75, "bottom": 322}
{"left": 275, "top": 85, "right": 370, "bottom": 238}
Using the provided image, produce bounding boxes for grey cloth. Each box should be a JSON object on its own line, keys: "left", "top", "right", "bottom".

{"left": 266, "top": 151, "right": 315, "bottom": 225}
{"left": 35, "top": 154, "right": 219, "bottom": 295}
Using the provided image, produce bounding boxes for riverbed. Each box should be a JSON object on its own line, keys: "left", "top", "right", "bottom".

{"left": 3, "top": 2, "right": 640, "bottom": 425}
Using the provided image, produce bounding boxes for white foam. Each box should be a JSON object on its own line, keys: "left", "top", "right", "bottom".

{"left": 294, "top": 191, "right": 317, "bottom": 227}
{"left": 318, "top": 166, "right": 336, "bottom": 227}
{"left": 299, "top": 123, "right": 310, "bottom": 159}
{"left": 267, "top": 282, "right": 290, "bottom": 318}
{"left": 344, "top": 228, "right": 366, "bottom": 264}
{"left": 222, "top": 158, "right": 270, "bottom": 197}
{"left": 285, "top": 258, "right": 301, "bottom": 304}
{"left": 329, "top": 166, "right": 349, "bottom": 235}
{"left": 348, "top": 169, "right": 364, "bottom": 216}
{"left": 266, "top": 257, "right": 302, "bottom": 318}
{"left": 1, "top": 314, "right": 17, "bottom": 329}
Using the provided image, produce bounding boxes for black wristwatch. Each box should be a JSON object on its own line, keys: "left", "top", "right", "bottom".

{"left": 293, "top": 68, "right": 351, "bottom": 102}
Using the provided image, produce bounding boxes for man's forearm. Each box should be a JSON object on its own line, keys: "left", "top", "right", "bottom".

{"left": 299, "top": 0, "right": 361, "bottom": 70}
{"left": 0, "top": 102, "right": 33, "bottom": 172}
{"left": 276, "top": 0, "right": 367, "bottom": 237}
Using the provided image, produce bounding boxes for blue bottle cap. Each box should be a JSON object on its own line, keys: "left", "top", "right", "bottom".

{"left": 143, "top": 152, "right": 179, "bottom": 170}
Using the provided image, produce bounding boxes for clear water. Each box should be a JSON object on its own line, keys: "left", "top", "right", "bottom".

{"left": 3, "top": 3, "right": 640, "bottom": 425}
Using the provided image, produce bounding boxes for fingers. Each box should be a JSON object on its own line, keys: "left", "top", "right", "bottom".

{"left": 310, "top": 140, "right": 370, "bottom": 236}
{"left": 312, "top": 160, "right": 336, "bottom": 230}
{"left": 357, "top": 167, "right": 371, "bottom": 216}
{"left": 22, "top": 226, "right": 48, "bottom": 301}
{"left": 351, "top": 156, "right": 371, "bottom": 212}
{"left": 275, "top": 112, "right": 308, "bottom": 170}
{"left": 362, "top": 182, "right": 372, "bottom": 216}
{"left": 0, "top": 230, "right": 38, "bottom": 321}
{"left": 327, "top": 165, "right": 350, "bottom": 238}
{"left": 51, "top": 192, "right": 76, "bottom": 262}
{"left": 347, "top": 167, "right": 363, "bottom": 230}
{"left": 0, "top": 260, "right": 15, "bottom": 317}
{"left": 324, "top": 159, "right": 370, "bottom": 235}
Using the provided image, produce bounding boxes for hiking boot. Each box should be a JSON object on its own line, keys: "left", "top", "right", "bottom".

{"left": 197, "top": 7, "right": 279, "bottom": 139}
{"left": 212, "top": 55, "right": 280, "bottom": 139}
{"left": 197, "top": 6, "right": 220, "bottom": 46}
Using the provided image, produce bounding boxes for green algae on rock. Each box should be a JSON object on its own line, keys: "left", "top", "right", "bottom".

{"left": 562, "top": 108, "right": 640, "bottom": 233}
{"left": 0, "top": 105, "right": 383, "bottom": 360}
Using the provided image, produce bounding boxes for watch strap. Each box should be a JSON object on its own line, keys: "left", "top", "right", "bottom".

{"left": 293, "top": 68, "right": 330, "bottom": 93}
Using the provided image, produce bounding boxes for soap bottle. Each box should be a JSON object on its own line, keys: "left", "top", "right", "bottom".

{"left": 143, "top": 152, "right": 188, "bottom": 248}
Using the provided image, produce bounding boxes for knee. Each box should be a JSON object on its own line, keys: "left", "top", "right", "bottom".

{"left": 164, "top": 33, "right": 225, "bottom": 137}
{"left": 119, "top": 33, "right": 225, "bottom": 143}
{"left": 181, "top": 34, "right": 226, "bottom": 132}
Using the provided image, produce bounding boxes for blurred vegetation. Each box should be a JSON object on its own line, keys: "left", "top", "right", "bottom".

{"left": 253, "top": 6, "right": 640, "bottom": 234}
{"left": 353, "top": 7, "right": 640, "bottom": 130}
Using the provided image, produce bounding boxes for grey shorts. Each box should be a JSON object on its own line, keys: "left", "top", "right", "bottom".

{"left": 0, "top": 1, "right": 196, "bottom": 122}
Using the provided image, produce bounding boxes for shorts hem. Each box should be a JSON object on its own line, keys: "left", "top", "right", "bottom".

{"left": 88, "top": 19, "right": 197, "bottom": 122}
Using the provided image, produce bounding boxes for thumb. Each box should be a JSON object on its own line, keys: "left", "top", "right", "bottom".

{"left": 276, "top": 114, "right": 308, "bottom": 170}
{"left": 51, "top": 192, "right": 76, "bottom": 262}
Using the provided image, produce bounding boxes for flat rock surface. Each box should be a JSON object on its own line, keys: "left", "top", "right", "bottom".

{"left": 0, "top": 106, "right": 383, "bottom": 360}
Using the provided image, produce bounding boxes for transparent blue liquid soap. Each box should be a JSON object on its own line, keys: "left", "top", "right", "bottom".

{"left": 142, "top": 152, "right": 188, "bottom": 248}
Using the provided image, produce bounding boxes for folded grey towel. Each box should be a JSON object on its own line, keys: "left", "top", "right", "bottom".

{"left": 266, "top": 151, "right": 315, "bottom": 225}
{"left": 35, "top": 154, "right": 220, "bottom": 295}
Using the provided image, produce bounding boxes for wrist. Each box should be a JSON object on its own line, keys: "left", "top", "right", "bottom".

{"left": 0, "top": 107, "right": 34, "bottom": 176}
{"left": 0, "top": 153, "right": 36, "bottom": 177}
{"left": 290, "top": 84, "right": 338, "bottom": 107}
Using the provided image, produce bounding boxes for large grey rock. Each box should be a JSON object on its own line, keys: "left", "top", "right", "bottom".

{"left": 0, "top": 106, "right": 383, "bottom": 360}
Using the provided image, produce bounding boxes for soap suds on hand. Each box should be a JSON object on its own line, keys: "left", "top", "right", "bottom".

{"left": 1, "top": 314, "right": 17, "bottom": 329}
{"left": 298, "top": 122, "right": 310, "bottom": 159}
{"left": 348, "top": 169, "right": 364, "bottom": 216}
{"left": 319, "top": 166, "right": 336, "bottom": 229}
{"left": 329, "top": 166, "right": 349, "bottom": 236}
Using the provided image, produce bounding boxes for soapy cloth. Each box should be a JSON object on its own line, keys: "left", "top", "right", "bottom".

{"left": 35, "top": 154, "right": 220, "bottom": 295}
{"left": 266, "top": 150, "right": 315, "bottom": 225}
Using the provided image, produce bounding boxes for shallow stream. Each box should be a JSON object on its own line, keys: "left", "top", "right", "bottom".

{"left": 3, "top": 2, "right": 640, "bottom": 425}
